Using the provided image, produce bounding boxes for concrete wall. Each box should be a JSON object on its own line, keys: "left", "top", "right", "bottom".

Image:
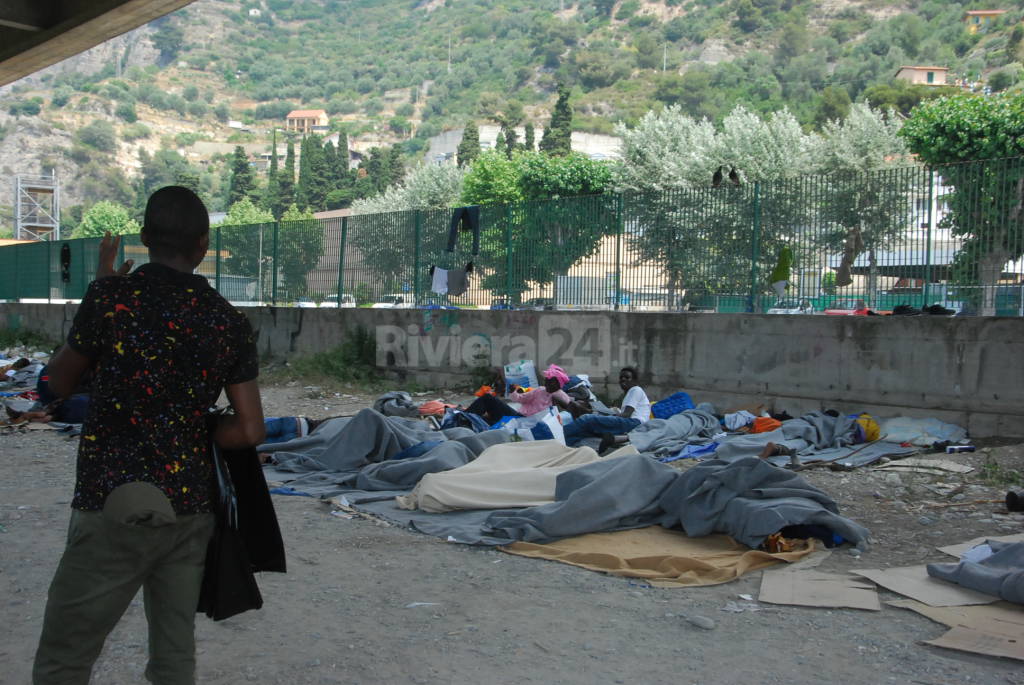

{"left": 4, "top": 303, "right": 1023, "bottom": 438}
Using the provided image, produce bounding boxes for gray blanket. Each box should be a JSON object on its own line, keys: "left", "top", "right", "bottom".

{"left": 657, "top": 457, "right": 870, "bottom": 549}
{"left": 626, "top": 408, "right": 721, "bottom": 454}
{"left": 264, "top": 408, "right": 509, "bottom": 497}
{"left": 927, "top": 540, "right": 1024, "bottom": 604}
{"left": 363, "top": 454, "right": 868, "bottom": 549}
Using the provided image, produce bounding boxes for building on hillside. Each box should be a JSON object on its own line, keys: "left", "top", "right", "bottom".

{"left": 895, "top": 66, "right": 949, "bottom": 86}
{"left": 248, "top": 8, "right": 262, "bottom": 17}
{"left": 964, "top": 10, "right": 1007, "bottom": 34}
{"left": 285, "top": 109, "right": 329, "bottom": 134}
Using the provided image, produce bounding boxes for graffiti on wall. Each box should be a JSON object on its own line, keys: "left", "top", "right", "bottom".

{"left": 375, "top": 314, "right": 638, "bottom": 375}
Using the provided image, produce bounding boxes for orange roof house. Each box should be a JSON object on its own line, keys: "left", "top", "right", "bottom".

{"left": 964, "top": 10, "right": 1007, "bottom": 34}
{"left": 895, "top": 66, "right": 949, "bottom": 86}
{"left": 285, "top": 109, "right": 329, "bottom": 133}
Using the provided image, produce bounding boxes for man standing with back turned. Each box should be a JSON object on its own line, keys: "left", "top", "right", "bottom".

{"left": 33, "top": 186, "right": 266, "bottom": 685}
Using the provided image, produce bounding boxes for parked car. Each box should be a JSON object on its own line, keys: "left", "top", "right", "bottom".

{"left": 320, "top": 294, "right": 356, "bottom": 308}
{"left": 371, "top": 294, "right": 414, "bottom": 308}
{"left": 520, "top": 297, "right": 556, "bottom": 311}
{"left": 766, "top": 298, "right": 814, "bottom": 315}
{"left": 489, "top": 297, "right": 514, "bottom": 310}
{"left": 823, "top": 299, "right": 869, "bottom": 316}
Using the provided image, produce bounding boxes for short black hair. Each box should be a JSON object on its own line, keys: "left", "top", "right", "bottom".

{"left": 619, "top": 366, "right": 639, "bottom": 379}
{"left": 143, "top": 186, "right": 209, "bottom": 255}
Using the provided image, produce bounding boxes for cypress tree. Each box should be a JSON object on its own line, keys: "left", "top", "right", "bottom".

{"left": 539, "top": 83, "right": 573, "bottom": 156}
{"left": 264, "top": 134, "right": 283, "bottom": 218}
{"left": 279, "top": 140, "right": 296, "bottom": 212}
{"left": 228, "top": 145, "right": 256, "bottom": 206}
{"left": 333, "top": 131, "right": 350, "bottom": 186}
{"left": 385, "top": 146, "right": 405, "bottom": 189}
{"left": 501, "top": 123, "right": 517, "bottom": 158}
{"left": 456, "top": 121, "right": 480, "bottom": 167}
{"left": 297, "top": 134, "right": 330, "bottom": 210}
{"left": 524, "top": 123, "right": 535, "bottom": 151}
{"left": 495, "top": 130, "right": 506, "bottom": 155}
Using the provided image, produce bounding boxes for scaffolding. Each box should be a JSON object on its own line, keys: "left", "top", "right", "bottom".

{"left": 14, "top": 173, "right": 60, "bottom": 241}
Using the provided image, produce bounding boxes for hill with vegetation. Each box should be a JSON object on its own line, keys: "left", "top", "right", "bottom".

{"left": 0, "top": 0, "right": 1020, "bottom": 232}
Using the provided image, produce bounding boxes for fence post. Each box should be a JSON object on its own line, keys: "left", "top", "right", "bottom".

{"left": 413, "top": 210, "right": 422, "bottom": 306}
{"left": 747, "top": 182, "right": 762, "bottom": 313}
{"left": 337, "top": 216, "right": 348, "bottom": 299}
{"left": 271, "top": 221, "right": 279, "bottom": 306}
{"left": 923, "top": 167, "right": 934, "bottom": 308}
{"left": 214, "top": 227, "right": 221, "bottom": 294}
{"left": 504, "top": 205, "right": 513, "bottom": 301}
{"left": 45, "top": 239, "right": 51, "bottom": 303}
{"left": 614, "top": 194, "right": 623, "bottom": 311}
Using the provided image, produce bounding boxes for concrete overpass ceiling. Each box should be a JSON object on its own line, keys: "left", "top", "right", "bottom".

{"left": 0, "top": 0, "right": 195, "bottom": 86}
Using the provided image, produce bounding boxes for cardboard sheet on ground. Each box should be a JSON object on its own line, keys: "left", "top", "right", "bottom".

{"left": 759, "top": 571, "right": 880, "bottom": 610}
{"left": 852, "top": 565, "right": 997, "bottom": 606}
{"left": 500, "top": 525, "right": 815, "bottom": 588}
{"left": 938, "top": 533, "right": 1024, "bottom": 558}
{"left": 888, "top": 599, "right": 1024, "bottom": 661}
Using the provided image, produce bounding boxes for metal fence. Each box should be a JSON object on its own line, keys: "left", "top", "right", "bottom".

{"left": 2, "top": 156, "right": 1023, "bottom": 316}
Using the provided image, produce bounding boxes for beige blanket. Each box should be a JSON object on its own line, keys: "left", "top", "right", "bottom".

{"left": 502, "top": 526, "right": 816, "bottom": 587}
{"left": 396, "top": 440, "right": 637, "bottom": 513}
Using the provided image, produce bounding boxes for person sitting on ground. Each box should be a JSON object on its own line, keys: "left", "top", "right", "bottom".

{"left": 562, "top": 367, "right": 651, "bottom": 448}
{"left": 465, "top": 363, "right": 584, "bottom": 424}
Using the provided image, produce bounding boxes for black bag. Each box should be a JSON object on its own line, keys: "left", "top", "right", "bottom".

{"left": 196, "top": 441, "right": 265, "bottom": 621}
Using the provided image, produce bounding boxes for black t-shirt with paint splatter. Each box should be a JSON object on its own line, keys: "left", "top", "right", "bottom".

{"left": 67, "top": 263, "right": 258, "bottom": 514}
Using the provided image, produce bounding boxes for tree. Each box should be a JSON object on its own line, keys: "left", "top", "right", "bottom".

{"left": 500, "top": 122, "right": 518, "bottom": 158}
{"left": 812, "top": 86, "right": 851, "bottom": 129}
{"left": 72, "top": 201, "right": 141, "bottom": 238}
{"left": 539, "top": 83, "right": 572, "bottom": 156}
{"left": 457, "top": 121, "right": 480, "bottom": 167}
{"left": 277, "top": 204, "right": 324, "bottom": 298}
{"left": 263, "top": 135, "right": 283, "bottom": 219}
{"left": 814, "top": 104, "right": 912, "bottom": 304}
{"left": 348, "top": 163, "right": 466, "bottom": 289}
{"left": 524, "top": 123, "right": 535, "bottom": 152}
{"left": 900, "top": 93, "right": 1024, "bottom": 315}
{"left": 279, "top": 140, "right": 296, "bottom": 212}
{"left": 76, "top": 120, "right": 117, "bottom": 153}
{"left": 228, "top": 146, "right": 257, "bottom": 207}
{"left": 219, "top": 198, "right": 275, "bottom": 295}
{"left": 461, "top": 150, "right": 615, "bottom": 298}
{"left": 297, "top": 134, "right": 331, "bottom": 211}
{"left": 151, "top": 19, "right": 185, "bottom": 64}
{"left": 612, "top": 104, "right": 818, "bottom": 306}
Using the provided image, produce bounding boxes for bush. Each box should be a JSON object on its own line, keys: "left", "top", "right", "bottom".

{"left": 289, "top": 326, "right": 379, "bottom": 384}
{"left": 8, "top": 99, "right": 42, "bottom": 116}
{"left": 76, "top": 119, "right": 117, "bottom": 152}
{"left": 115, "top": 102, "right": 137, "bottom": 122}
{"left": 122, "top": 122, "right": 151, "bottom": 141}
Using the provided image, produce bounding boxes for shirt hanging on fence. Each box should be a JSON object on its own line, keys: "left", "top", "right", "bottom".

{"left": 447, "top": 263, "right": 472, "bottom": 297}
{"left": 431, "top": 267, "right": 449, "bottom": 295}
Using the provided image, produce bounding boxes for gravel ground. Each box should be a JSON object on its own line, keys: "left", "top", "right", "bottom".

{"left": 1, "top": 382, "right": 1023, "bottom": 685}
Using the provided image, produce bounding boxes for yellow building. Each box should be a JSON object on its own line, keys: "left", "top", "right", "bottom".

{"left": 964, "top": 10, "right": 1007, "bottom": 34}
{"left": 895, "top": 66, "right": 949, "bottom": 86}
{"left": 285, "top": 109, "right": 329, "bottom": 134}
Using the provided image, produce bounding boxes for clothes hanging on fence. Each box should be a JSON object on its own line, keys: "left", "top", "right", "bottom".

{"left": 835, "top": 225, "right": 864, "bottom": 288}
{"left": 446, "top": 263, "right": 473, "bottom": 296}
{"left": 430, "top": 206, "right": 481, "bottom": 296}
{"left": 447, "top": 206, "right": 481, "bottom": 254}
{"left": 431, "top": 266, "right": 449, "bottom": 295}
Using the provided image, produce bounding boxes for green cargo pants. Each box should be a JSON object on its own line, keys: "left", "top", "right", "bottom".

{"left": 33, "top": 508, "right": 215, "bottom": 685}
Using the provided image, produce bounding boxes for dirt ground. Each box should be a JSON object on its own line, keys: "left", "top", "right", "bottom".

{"left": 2, "top": 382, "right": 1023, "bottom": 685}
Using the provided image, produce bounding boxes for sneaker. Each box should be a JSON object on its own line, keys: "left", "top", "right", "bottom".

{"left": 924, "top": 304, "right": 955, "bottom": 316}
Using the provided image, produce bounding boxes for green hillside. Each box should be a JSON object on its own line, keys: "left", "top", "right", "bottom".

{"left": 0, "top": 0, "right": 1021, "bottom": 225}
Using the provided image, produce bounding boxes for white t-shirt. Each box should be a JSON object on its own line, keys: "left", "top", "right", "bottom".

{"left": 623, "top": 386, "right": 651, "bottom": 423}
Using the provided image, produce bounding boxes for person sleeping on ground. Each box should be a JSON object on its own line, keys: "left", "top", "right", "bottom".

{"left": 563, "top": 367, "right": 651, "bottom": 448}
